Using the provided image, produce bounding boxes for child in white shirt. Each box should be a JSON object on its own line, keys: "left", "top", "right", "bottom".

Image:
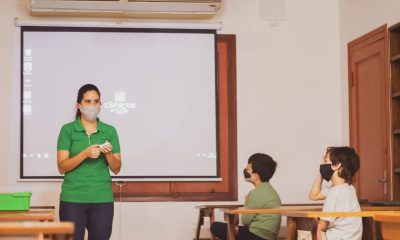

{"left": 309, "top": 147, "right": 362, "bottom": 240}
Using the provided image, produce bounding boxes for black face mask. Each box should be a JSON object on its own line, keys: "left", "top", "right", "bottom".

{"left": 320, "top": 164, "right": 334, "bottom": 182}
{"left": 243, "top": 168, "right": 251, "bottom": 180}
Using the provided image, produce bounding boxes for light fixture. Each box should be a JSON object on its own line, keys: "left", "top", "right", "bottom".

{"left": 258, "top": 0, "right": 287, "bottom": 27}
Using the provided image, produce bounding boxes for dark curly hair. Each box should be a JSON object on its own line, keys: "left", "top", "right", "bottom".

{"left": 248, "top": 153, "right": 277, "bottom": 182}
{"left": 329, "top": 147, "right": 360, "bottom": 184}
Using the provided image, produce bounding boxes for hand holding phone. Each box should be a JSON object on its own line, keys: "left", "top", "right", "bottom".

{"left": 100, "top": 141, "right": 112, "bottom": 154}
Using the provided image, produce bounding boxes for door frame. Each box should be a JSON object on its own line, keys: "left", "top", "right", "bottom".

{"left": 347, "top": 24, "right": 391, "bottom": 200}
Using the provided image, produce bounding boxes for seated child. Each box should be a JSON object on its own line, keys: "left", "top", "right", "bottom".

{"left": 309, "top": 146, "right": 362, "bottom": 240}
{"left": 210, "top": 153, "right": 281, "bottom": 240}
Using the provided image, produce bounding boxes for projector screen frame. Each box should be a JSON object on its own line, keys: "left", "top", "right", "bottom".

{"left": 20, "top": 25, "right": 219, "bottom": 179}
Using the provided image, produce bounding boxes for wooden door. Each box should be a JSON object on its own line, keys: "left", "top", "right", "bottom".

{"left": 348, "top": 25, "right": 390, "bottom": 201}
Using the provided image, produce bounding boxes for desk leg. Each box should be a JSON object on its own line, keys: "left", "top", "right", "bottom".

{"left": 209, "top": 208, "right": 217, "bottom": 240}
{"left": 362, "top": 217, "right": 374, "bottom": 240}
{"left": 195, "top": 209, "right": 205, "bottom": 240}
{"left": 227, "top": 214, "right": 236, "bottom": 240}
{"left": 286, "top": 217, "right": 297, "bottom": 240}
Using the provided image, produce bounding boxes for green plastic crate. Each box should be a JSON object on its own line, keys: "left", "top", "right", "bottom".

{"left": 0, "top": 192, "right": 31, "bottom": 211}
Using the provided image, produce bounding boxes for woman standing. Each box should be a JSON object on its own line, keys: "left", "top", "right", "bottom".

{"left": 57, "top": 84, "right": 121, "bottom": 240}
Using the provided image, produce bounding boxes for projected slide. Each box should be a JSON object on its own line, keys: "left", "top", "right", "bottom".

{"left": 21, "top": 27, "right": 217, "bottom": 179}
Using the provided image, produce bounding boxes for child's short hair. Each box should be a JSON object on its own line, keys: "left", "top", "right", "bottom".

{"left": 329, "top": 147, "right": 360, "bottom": 184}
{"left": 248, "top": 153, "right": 277, "bottom": 182}
{"left": 325, "top": 146, "right": 334, "bottom": 157}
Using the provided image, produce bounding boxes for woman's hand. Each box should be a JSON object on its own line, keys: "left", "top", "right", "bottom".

{"left": 58, "top": 145, "right": 100, "bottom": 174}
{"left": 100, "top": 141, "right": 113, "bottom": 155}
{"left": 84, "top": 145, "right": 101, "bottom": 159}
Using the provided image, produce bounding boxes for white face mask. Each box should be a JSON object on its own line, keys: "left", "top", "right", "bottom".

{"left": 80, "top": 105, "right": 100, "bottom": 122}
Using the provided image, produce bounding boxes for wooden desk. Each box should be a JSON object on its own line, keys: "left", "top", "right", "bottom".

{"left": 0, "top": 208, "right": 55, "bottom": 222}
{"left": 221, "top": 206, "right": 323, "bottom": 240}
{"left": 0, "top": 221, "right": 73, "bottom": 240}
{"left": 283, "top": 211, "right": 395, "bottom": 240}
{"left": 284, "top": 206, "right": 400, "bottom": 240}
{"left": 194, "top": 204, "right": 323, "bottom": 240}
{"left": 195, "top": 205, "right": 242, "bottom": 240}
{"left": 373, "top": 211, "right": 400, "bottom": 222}
{"left": 374, "top": 212, "right": 400, "bottom": 240}
{"left": 221, "top": 205, "right": 400, "bottom": 240}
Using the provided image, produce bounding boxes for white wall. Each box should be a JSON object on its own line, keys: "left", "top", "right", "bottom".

{"left": 338, "top": 0, "right": 400, "bottom": 139}
{"left": 0, "top": 0, "right": 343, "bottom": 239}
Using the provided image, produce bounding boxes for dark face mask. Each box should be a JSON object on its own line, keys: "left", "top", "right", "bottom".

{"left": 243, "top": 168, "right": 251, "bottom": 180}
{"left": 320, "top": 164, "right": 334, "bottom": 182}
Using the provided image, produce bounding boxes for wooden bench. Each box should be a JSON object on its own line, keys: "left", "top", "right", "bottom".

{"left": 374, "top": 212, "right": 400, "bottom": 240}
{"left": 0, "top": 206, "right": 55, "bottom": 222}
{"left": 221, "top": 205, "right": 400, "bottom": 240}
{"left": 194, "top": 204, "right": 242, "bottom": 240}
{"left": 0, "top": 221, "right": 74, "bottom": 240}
{"left": 195, "top": 203, "right": 322, "bottom": 240}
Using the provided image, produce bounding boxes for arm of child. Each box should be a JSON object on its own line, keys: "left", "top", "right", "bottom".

{"left": 241, "top": 192, "right": 257, "bottom": 225}
{"left": 309, "top": 174, "right": 326, "bottom": 201}
{"left": 317, "top": 219, "right": 329, "bottom": 240}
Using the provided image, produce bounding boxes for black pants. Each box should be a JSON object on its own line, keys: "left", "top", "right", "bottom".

{"left": 210, "top": 222, "right": 266, "bottom": 240}
{"left": 59, "top": 201, "right": 114, "bottom": 240}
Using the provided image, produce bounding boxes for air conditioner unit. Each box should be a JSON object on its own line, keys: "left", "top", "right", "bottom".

{"left": 27, "top": 0, "right": 223, "bottom": 19}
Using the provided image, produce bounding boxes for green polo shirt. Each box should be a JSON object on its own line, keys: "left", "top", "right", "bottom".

{"left": 241, "top": 182, "right": 282, "bottom": 240}
{"left": 57, "top": 118, "right": 120, "bottom": 203}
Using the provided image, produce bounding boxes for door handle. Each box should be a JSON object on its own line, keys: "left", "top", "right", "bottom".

{"left": 376, "top": 171, "right": 388, "bottom": 195}
{"left": 376, "top": 179, "right": 387, "bottom": 183}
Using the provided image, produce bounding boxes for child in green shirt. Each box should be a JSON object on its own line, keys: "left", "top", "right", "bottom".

{"left": 210, "top": 153, "right": 282, "bottom": 240}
